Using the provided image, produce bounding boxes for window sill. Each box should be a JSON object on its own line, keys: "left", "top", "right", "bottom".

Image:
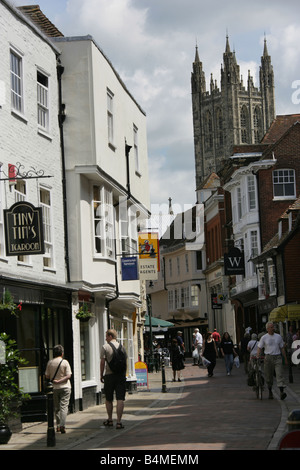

{"left": 43, "top": 267, "right": 56, "bottom": 273}
{"left": 11, "top": 109, "right": 28, "bottom": 124}
{"left": 17, "top": 261, "right": 33, "bottom": 268}
{"left": 38, "top": 128, "right": 52, "bottom": 141}
{"left": 273, "top": 196, "right": 296, "bottom": 201}
{"left": 82, "top": 380, "right": 97, "bottom": 388}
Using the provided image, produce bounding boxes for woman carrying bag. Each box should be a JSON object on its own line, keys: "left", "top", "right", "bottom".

{"left": 202, "top": 332, "right": 218, "bottom": 377}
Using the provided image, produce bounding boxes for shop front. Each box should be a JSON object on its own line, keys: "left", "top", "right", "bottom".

{"left": 0, "top": 278, "right": 73, "bottom": 423}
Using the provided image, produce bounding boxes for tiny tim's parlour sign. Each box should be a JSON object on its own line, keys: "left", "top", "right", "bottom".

{"left": 4, "top": 201, "right": 45, "bottom": 256}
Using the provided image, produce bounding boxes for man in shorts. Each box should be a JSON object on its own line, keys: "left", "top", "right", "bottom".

{"left": 257, "top": 322, "right": 287, "bottom": 400}
{"left": 100, "top": 329, "right": 126, "bottom": 429}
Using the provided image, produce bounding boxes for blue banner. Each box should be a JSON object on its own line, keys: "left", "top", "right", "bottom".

{"left": 121, "top": 257, "right": 138, "bottom": 280}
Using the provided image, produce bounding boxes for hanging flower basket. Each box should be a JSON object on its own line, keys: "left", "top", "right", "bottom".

{"left": 0, "top": 290, "right": 22, "bottom": 317}
{"left": 75, "top": 302, "right": 94, "bottom": 322}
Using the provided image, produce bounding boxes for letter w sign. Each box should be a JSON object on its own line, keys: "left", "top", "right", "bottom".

{"left": 224, "top": 247, "right": 245, "bottom": 275}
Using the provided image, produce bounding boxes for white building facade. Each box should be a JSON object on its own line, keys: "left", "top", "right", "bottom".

{"left": 0, "top": 0, "right": 72, "bottom": 421}
{"left": 54, "top": 36, "right": 150, "bottom": 407}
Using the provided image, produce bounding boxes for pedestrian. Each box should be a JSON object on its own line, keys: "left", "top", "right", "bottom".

{"left": 170, "top": 338, "right": 185, "bottom": 382}
{"left": 176, "top": 331, "right": 185, "bottom": 352}
{"left": 202, "top": 332, "right": 218, "bottom": 377}
{"left": 100, "top": 329, "right": 127, "bottom": 429}
{"left": 220, "top": 332, "right": 238, "bottom": 376}
{"left": 212, "top": 328, "right": 221, "bottom": 357}
{"left": 247, "top": 333, "right": 259, "bottom": 359}
{"left": 257, "top": 322, "right": 287, "bottom": 400}
{"left": 247, "top": 333, "right": 258, "bottom": 380}
{"left": 194, "top": 328, "right": 203, "bottom": 366}
{"left": 240, "top": 332, "right": 250, "bottom": 373}
{"left": 45, "top": 344, "right": 72, "bottom": 434}
{"left": 192, "top": 333, "right": 198, "bottom": 365}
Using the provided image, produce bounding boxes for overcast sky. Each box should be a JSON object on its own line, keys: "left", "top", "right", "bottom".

{"left": 13, "top": 0, "right": 300, "bottom": 227}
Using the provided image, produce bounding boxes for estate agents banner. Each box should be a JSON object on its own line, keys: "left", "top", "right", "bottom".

{"left": 4, "top": 201, "right": 45, "bottom": 256}
{"left": 138, "top": 231, "right": 160, "bottom": 280}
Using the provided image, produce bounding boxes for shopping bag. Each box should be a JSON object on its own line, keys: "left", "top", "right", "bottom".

{"left": 192, "top": 349, "right": 199, "bottom": 359}
{"left": 234, "top": 356, "right": 240, "bottom": 368}
{"left": 201, "top": 357, "right": 211, "bottom": 368}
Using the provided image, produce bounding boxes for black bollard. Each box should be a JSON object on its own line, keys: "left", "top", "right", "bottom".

{"left": 47, "top": 381, "right": 56, "bottom": 447}
{"left": 161, "top": 352, "right": 167, "bottom": 393}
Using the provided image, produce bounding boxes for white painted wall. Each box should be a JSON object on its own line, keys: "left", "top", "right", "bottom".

{"left": 0, "top": 1, "right": 66, "bottom": 286}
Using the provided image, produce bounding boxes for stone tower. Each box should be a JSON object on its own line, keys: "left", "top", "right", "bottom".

{"left": 191, "top": 36, "right": 275, "bottom": 190}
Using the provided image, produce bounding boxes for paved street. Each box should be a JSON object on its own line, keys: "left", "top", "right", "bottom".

{"left": 2, "top": 357, "right": 300, "bottom": 453}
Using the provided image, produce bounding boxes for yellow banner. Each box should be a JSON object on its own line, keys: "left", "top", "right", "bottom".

{"left": 138, "top": 232, "right": 160, "bottom": 271}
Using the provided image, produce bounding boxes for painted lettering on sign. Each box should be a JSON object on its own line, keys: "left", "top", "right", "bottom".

{"left": 4, "top": 201, "right": 45, "bottom": 256}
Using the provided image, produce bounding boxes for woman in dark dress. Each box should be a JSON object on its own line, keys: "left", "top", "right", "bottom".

{"left": 202, "top": 332, "right": 218, "bottom": 377}
{"left": 170, "top": 338, "right": 185, "bottom": 381}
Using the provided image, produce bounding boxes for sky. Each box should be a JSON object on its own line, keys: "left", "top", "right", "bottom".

{"left": 12, "top": 0, "right": 300, "bottom": 229}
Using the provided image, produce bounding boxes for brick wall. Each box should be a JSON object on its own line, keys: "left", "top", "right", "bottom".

{"left": 258, "top": 123, "right": 300, "bottom": 248}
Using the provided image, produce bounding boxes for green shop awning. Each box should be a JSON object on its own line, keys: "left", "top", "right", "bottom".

{"left": 144, "top": 316, "right": 174, "bottom": 328}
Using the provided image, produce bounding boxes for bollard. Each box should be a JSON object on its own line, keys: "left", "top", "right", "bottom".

{"left": 161, "top": 352, "right": 167, "bottom": 393}
{"left": 47, "top": 381, "right": 56, "bottom": 447}
{"left": 287, "top": 409, "right": 300, "bottom": 432}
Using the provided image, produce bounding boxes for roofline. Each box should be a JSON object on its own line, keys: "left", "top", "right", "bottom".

{"left": 2, "top": 0, "right": 61, "bottom": 55}
{"left": 53, "top": 35, "right": 146, "bottom": 117}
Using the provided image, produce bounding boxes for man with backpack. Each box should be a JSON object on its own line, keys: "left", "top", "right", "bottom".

{"left": 100, "top": 329, "right": 127, "bottom": 429}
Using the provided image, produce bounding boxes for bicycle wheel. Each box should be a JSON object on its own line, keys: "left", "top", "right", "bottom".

{"left": 257, "top": 371, "right": 263, "bottom": 400}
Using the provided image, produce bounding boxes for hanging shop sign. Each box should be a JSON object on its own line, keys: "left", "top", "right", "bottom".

{"left": 4, "top": 201, "right": 45, "bottom": 256}
{"left": 211, "top": 293, "right": 222, "bottom": 310}
{"left": 121, "top": 256, "right": 139, "bottom": 281}
{"left": 224, "top": 247, "right": 245, "bottom": 276}
{"left": 138, "top": 231, "right": 159, "bottom": 280}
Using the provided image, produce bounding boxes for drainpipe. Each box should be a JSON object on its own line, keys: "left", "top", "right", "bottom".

{"left": 57, "top": 60, "right": 70, "bottom": 283}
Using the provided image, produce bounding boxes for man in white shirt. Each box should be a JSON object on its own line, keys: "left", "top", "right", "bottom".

{"left": 194, "top": 328, "right": 203, "bottom": 366}
{"left": 257, "top": 322, "right": 287, "bottom": 400}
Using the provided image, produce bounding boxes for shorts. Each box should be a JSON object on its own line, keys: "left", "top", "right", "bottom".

{"left": 104, "top": 373, "right": 126, "bottom": 402}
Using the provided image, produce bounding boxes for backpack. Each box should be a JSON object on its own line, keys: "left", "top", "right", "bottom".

{"left": 107, "top": 342, "right": 127, "bottom": 374}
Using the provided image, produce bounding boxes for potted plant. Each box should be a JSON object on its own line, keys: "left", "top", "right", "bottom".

{"left": 0, "top": 289, "right": 22, "bottom": 317}
{"left": 0, "top": 333, "right": 30, "bottom": 444}
{"left": 75, "top": 302, "right": 94, "bottom": 322}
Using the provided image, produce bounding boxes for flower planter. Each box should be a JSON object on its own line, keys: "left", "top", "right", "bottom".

{"left": 0, "top": 424, "right": 12, "bottom": 445}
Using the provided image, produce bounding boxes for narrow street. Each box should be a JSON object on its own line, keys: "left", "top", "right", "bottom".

{"left": 4, "top": 358, "right": 300, "bottom": 454}
{"left": 73, "top": 359, "right": 285, "bottom": 451}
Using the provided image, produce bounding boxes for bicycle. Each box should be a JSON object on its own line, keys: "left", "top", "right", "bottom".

{"left": 251, "top": 356, "right": 264, "bottom": 400}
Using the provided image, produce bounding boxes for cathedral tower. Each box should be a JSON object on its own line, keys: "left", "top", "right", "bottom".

{"left": 191, "top": 36, "right": 275, "bottom": 189}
